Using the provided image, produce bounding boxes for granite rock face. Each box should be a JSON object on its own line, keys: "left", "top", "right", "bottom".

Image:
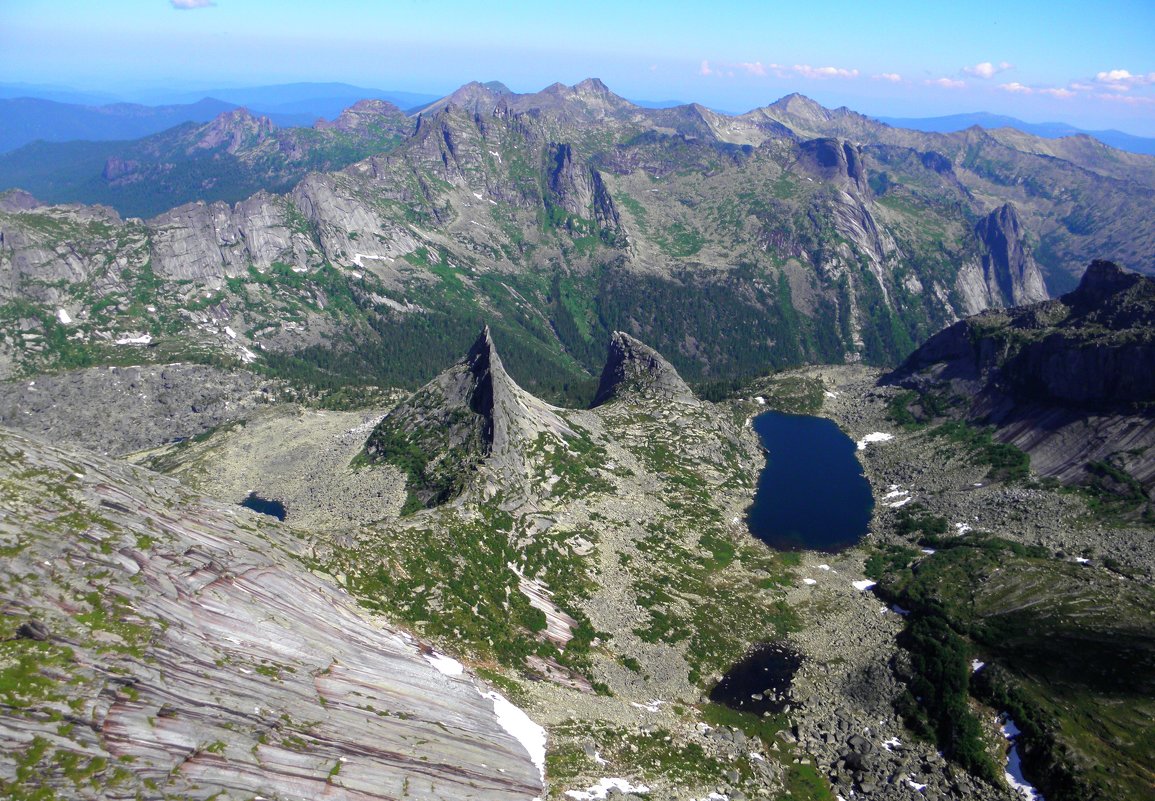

{"left": 956, "top": 203, "right": 1049, "bottom": 314}
{"left": 592, "top": 330, "right": 698, "bottom": 407}
{"left": 363, "top": 326, "right": 574, "bottom": 508}
{"left": 0, "top": 426, "right": 542, "bottom": 800}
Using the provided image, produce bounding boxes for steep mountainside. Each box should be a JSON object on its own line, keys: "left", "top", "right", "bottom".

{"left": 1, "top": 80, "right": 1152, "bottom": 405}
{"left": 0, "top": 102, "right": 412, "bottom": 218}
{"left": 889, "top": 260, "right": 1155, "bottom": 494}
{"left": 0, "top": 425, "right": 542, "bottom": 799}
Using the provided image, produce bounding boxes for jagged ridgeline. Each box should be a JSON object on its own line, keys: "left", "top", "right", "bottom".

{"left": 3, "top": 80, "right": 1153, "bottom": 400}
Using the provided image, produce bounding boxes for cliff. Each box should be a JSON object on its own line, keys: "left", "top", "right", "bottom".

{"left": 890, "top": 260, "right": 1155, "bottom": 488}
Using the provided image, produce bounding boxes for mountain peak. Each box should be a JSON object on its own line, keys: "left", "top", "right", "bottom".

{"left": 592, "top": 332, "right": 696, "bottom": 407}
{"left": 193, "top": 107, "right": 274, "bottom": 151}
{"left": 362, "top": 326, "right": 573, "bottom": 510}
{"left": 770, "top": 93, "right": 829, "bottom": 118}
{"left": 574, "top": 77, "right": 612, "bottom": 95}
{"left": 317, "top": 98, "right": 404, "bottom": 132}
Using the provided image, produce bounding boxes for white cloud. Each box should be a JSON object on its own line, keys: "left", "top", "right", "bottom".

{"left": 792, "top": 64, "right": 859, "bottom": 80}
{"left": 926, "top": 77, "right": 966, "bottom": 89}
{"left": 873, "top": 72, "right": 903, "bottom": 83}
{"left": 698, "top": 60, "right": 858, "bottom": 81}
{"left": 1093, "top": 69, "right": 1155, "bottom": 92}
{"left": 1040, "top": 87, "right": 1076, "bottom": 99}
{"left": 964, "top": 61, "right": 1012, "bottom": 79}
{"left": 171, "top": 0, "right": 215, "bottom": 7}
{"left": 1097, "top": 93, "right": 1155, "bottom": 106}
{"left": 999, "top": 82, "right": 1033, "bottom": 94}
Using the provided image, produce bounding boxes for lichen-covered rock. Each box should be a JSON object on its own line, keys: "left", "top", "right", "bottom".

{"left": 0, "top": 425, "right": 543, "bottom": 800}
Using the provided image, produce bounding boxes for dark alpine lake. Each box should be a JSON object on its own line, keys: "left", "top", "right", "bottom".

{"left": 746, "top": 410, "right": 873, "bottom": 552}
{"left": 708, "top": 642, "right": 802, "bottom": 716}
{"left": 241, "top": 493, "right": 287, "bottom": 521}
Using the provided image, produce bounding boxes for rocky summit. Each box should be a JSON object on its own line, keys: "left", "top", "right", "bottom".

{"left": 362, "top": 325, "right": 575, "bottom": 510}
{"left": 591, "top": 331, "right": 697, "bottom": 407}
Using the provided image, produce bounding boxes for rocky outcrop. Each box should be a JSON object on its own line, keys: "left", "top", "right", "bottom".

{"left": 192, "top": 107, "right": 275, "bottom": 153}
{"left": 891, "top": 260, "right": 1155, "bottom": 487}
{"left": 592, "top": 331, "right": 697, "bottom": 407}
{"left": 363, "top": 326, "right": 574, "bottom": 508}
{"left": 956, "top": 203, "right": 1049, "bottom": 314}
{"left": 546, "top": 142, "right": 620, "bottom": 235}
{"left": 798, "top": 137, "right": 868, "bottom": 195}
{"left": 0, "top": 426, "right": 542, "bottom": 800}
{"left": 0, "top": 363, "right": 280, "bottom": 456}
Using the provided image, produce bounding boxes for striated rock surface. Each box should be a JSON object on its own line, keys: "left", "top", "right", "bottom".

{"left": 592, "top": 330, "right": 697, "bottom": 407}
{"left": 362, "top": 325, "right": 574, "bottom": 509}
{"left": 0, "top": 426, "right": 542, "bottom": 800}
{"left": 891, "top": 260, "right": 1155, "bottom": 487}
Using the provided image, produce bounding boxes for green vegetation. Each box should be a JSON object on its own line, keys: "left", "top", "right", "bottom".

{"left": 873, "top": 524, "right": 1155, "bottom": 801}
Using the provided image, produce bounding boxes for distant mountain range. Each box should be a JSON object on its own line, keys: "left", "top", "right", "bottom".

{"left": 877, "top": 111, "right": 1155, "bottom": 156}
{"left": 0, "top": 82, "right": 441, "bottom": 154}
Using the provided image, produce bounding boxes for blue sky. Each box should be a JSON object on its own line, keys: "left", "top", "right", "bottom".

{"left": 3, "top": 0, "right": 1154, "bottom": 135}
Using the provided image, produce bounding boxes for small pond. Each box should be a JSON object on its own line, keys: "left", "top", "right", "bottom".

{"left": 746, "top": 411, "right": 873, "bottom": 552}
{"left": 240, "top": 493, "right": 287, "bottom": 521}
{"left": 708, "top": 642, "right": 802, "bottom": 716}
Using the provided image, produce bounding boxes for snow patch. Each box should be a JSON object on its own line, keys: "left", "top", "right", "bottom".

{"left": 754, "top": 396, "right": 766, "bottom": 405}
{"left": 882, "top": 737, "right": 902, "bottom": 751}
{"left": 1000, "top": 714, "right": 1044, "bottom": 800}
{"left": 887, "top": 496, "right": 913, "bottom": 508}
{"left": 565, "top": 778, "right": 650, "bottom": 800}
{"left": 803, "top": 578, "right": 817, "bottom": 585}
{"left": 423, "top": 651, "right": 464, "bottom": 676}
{"left": 857, "top": 432, "right": 894, "bottom": 450}
{"left": 56, "top": 309, "right": 72, "bottom": 324}
{"left": 487, "top": 691, "right": 546, "bottom": 781}
{"left": 882, "top": 489, "right": 909, "bottom": 500}
{"left": 224, "top": 326, "right": 237, "bottom": 340}
{"left": 630, "top": 700, "right": 665, "bottom": 713}
{"left": 906, "top": 778, "right": 927, "bottom": 792}
{"left": 971, "top": 659, "right": 986, "bottom": 673}
{"left": 351, "top": 253, "right": 393, "bottom": 268}
{"left": 955, "top": 522, "right": 973, "bottom": 534}
{"left": 818, "top": 564, "right": 832, "bottom": 571}
{"left": 852, "top": 579, "right": 877, "bottom": 591}
{"left": 1075, "top": 557, "right": 1090, "bottom": 565}
{"left": 921, "top": 548, "right": 936, "bottom": 555}
{"left": 114, "top": 334, "right": 152, "bottom": 346}
{"left": 824, "top": 390, "right": 839, "bottom": 398}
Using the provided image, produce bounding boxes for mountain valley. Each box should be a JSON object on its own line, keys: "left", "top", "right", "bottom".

{"left": 1, "top": 78, "right": 1154, "bottom": 801}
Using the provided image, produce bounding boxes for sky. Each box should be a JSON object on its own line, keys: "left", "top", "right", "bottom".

{"left": 3, "top": 0, "right": 1155, "bottom": 135}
